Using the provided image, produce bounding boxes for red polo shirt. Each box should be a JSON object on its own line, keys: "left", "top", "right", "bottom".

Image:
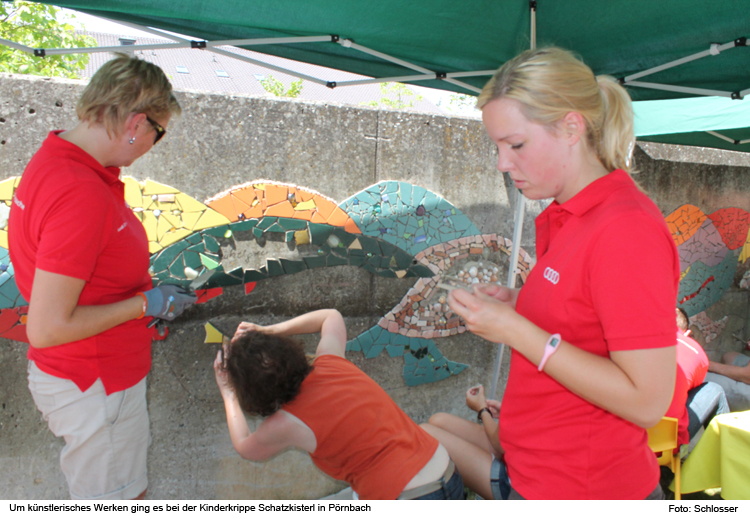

{"left": 499, "top": 170, "right": 680, "bottom": 499}
{"left": 9, "top": 131, "right": 152, "bottom": 394}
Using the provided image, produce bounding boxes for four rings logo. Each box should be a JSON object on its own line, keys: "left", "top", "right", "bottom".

{"left": 543, "top": 267, "right": 560, "bottom": 284}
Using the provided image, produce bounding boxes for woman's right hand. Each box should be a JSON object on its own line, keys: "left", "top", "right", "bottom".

{"left": 143, "top": 285, "right": 197, "bottom": 320}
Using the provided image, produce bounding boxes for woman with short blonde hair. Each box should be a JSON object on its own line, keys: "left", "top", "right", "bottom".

{"left": 9, "top": 53, "right": 195, "bottom": 500}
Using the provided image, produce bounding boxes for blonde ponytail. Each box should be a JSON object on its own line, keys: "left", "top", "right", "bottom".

{"left": 478, "top": 48, "right": 635, "bottom": 173}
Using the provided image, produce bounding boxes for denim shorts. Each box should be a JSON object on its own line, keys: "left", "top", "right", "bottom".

{"left": 490, "top": 456, "right": 512, "bottom": 500}
{"left": 412, "top": 469, "right": 465, "bottom": 500}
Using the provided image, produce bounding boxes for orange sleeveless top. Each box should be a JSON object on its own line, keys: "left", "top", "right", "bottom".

{"left": 282, "top": 355, "right": 438, "bottom": 499}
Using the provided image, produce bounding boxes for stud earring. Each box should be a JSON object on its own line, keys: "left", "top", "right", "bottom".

{"left": 130, "top": 137, "right": 135, "bottom": 144}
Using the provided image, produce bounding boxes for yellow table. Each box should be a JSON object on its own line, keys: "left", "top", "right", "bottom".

{"left": 679, "top": 410, "right": 750, "bottom": 499}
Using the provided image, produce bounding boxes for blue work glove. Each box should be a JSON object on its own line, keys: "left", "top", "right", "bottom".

{"left": 143, "top": 285, "right": 197, "bottom": 320}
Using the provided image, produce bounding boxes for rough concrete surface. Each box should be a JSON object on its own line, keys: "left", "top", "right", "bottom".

{"left": 0, "top": 73, "right": 517, "bottom": 499}
{"left": 3, "top": 72, "right": 750, "bottom": 499}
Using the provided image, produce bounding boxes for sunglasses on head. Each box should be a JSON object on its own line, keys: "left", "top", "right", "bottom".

{"left": 145, "top": 116, "right": 166, "bottom": 144}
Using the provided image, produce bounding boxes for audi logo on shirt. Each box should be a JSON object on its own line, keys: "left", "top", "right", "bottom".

{"left": 543, "top": 267, "right": 560, "bottom": 284}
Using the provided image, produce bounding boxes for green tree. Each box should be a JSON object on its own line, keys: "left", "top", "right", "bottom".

{"left": 367, "top": 82, "right": 423, "bottom": 109}
{"left": 447, "top": 93, "right": 478, "bottom": 112}
{"left": 260, "top": 74, "right": 303, "bottom": 98}
{"left": 0, "top": 1, "right": 96, "bottom": 78}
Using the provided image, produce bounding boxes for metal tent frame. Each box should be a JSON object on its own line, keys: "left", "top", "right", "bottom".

{"left": 3, "top": 1, "right": 750, "bottom": 396}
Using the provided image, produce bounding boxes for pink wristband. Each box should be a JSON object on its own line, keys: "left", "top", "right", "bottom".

{"left": 538, "top": 333, "right": 561, "bottom": 372}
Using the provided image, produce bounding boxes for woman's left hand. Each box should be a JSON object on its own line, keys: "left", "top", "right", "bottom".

{"left": 448, "top": 287, "right": 521, "bottom": 345}
{"left": 465, "top": 385, "right": 488, "bottom": 412}
{"left": 213, "top": 350, "right": 235, "bottom": 399}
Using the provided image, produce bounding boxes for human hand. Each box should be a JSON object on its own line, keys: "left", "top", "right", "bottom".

{"left": 235, "top": 321, "right": 271, "bottom": 336}
{"left": 475, "top": 284, "right": 519, "bottom": 307}
{"left": 485, "top": 399, "right": 501, "bottom": 419}
{"left": 448, "top": 287, "right": 520, "bottom": 344}
{"left": 213, "top": 350, "right": 235, "bottom": 399}
{"left": 143, "top": 285, "right": 197, "bottom": 320}
{"left": 466, "top": 385, "right": 487, "bottom": 412}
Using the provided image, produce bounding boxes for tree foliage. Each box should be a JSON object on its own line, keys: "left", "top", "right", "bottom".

{"left": 0, "top": 1, "right": 96, "bottom": 78}
{"left": 260, "top": 74, "right": 303, "bottom": 98}
{"left": 367, "top": 82, "right": 423, "bottom": 109}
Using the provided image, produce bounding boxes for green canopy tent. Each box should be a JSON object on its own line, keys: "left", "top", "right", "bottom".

{"left": 3, "top": 0, "right": 750, "bottom": 393}
{"left": 4, "top": 1, "right": 750, "bottom": 148}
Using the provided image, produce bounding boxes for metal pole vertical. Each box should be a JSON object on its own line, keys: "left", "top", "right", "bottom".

{"left": 489, "top": 0, "right": 536, "bottom": 399}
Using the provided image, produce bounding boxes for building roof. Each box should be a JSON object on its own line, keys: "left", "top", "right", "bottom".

{"left": 80, "top": 31, "right": 445, "bottom": 113}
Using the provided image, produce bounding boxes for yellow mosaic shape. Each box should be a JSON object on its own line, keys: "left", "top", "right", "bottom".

{"left": 0, "top": 177, "right": 21, "bottom": 249}
{"left": 122, "top": 177, "right": 232, "bottom": 254}
{"left": 740, "top": 231, "right": 750, "bottom": 264}
{"left": 192, "top": 208, "right": 230, "bottom": 231}
{"left": 142, "top": 180, "right": 180, "bottom": 195}
{"left": 204, "top": 322, "right": 224, "bottom": 344}
{"left": 0, "top": 177, "right": 20, "bottom": 202}
{"left": 294, "top": 199, "right": 317, "bottom": 211}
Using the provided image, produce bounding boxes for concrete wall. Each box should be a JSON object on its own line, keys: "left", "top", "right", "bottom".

{"left": 2, "top": 73, "right": 750, "bottom": 499}
{"left": 0, "top": 73, "right": 544, "bottom": 499}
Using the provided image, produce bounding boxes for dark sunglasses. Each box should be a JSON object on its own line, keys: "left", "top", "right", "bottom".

{"left": 145, "top": 116, "right": 166, "bottom": 144}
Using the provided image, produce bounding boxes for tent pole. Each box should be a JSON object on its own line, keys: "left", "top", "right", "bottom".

{"left": 489, "top": 0, "right": 535, "bottom": 399}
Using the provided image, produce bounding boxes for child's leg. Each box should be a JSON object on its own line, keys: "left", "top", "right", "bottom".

{"left": 428, "top": 412, "right": 496, "bottom": 454}
{"left": 420, "top": 423, "right": 495, "bottom": 499}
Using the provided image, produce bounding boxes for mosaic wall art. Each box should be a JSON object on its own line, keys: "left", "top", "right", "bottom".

{"left": 6, "top": 175, "right": 749, "bottom": 382}
{"left": 666, "top": 204, "right": 750, "bottom": 341}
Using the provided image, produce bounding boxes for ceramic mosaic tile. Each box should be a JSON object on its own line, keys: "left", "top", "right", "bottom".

{"left": 205, "top": 181, "right": 361, "bottom": 234}
{"left": 123, "top": 177, "right": 230, "bottom": 254}
{"left": 339, "top": 181, "right": 481, "bottom": 257}
{"left": 0, "top": 177, "right": 22, "bottom": 250}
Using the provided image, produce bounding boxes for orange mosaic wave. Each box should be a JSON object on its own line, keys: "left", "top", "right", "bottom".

{"left": 205, "top": 181, "right": 361, "bottom": 234}
{"left": 666, "top": 204, "right": 707, "bottom": 246}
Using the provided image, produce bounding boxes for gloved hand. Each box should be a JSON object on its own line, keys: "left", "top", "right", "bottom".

{"left": 142, "top": 285, "right": 197, "bottom": 320}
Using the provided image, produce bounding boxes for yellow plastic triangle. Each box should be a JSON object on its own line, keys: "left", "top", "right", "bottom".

{"left": 193, "top": 208, "right": 230, "bottom": 230}
{"left": 142, "top": 180, "right": 179, "bottom": 195}
{"left": 204, "top": 322, "right": 224, "bottom": 344}
{"left": 348, "top": 239, "right": 362, "bottom": 250}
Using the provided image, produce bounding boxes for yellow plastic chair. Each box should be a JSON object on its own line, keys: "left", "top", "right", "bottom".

{"left": 647, "top": 416, "right": 680, "bottom": 500}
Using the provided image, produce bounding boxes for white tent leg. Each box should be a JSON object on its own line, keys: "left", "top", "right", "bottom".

{"left": 489, "top": 1, "right": 535, "bottom": 399}
{"left": 490, "top": 189, "right": 526, "bottom": 399}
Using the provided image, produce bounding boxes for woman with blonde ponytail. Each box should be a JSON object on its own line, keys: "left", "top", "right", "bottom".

{"left": 426, "top": 48, "right": 680, "bottom": 499}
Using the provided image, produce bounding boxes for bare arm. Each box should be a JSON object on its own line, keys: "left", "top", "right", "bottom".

{"left": 708, "top": 360, "right": 750, "bottom": 385}
{"left": 26, "top": 269, "right": 143, "bottom": 348}
{"left": 237, "top": 309, "right": 347, "bottom": 358}
{"left": 465, "top": 385, "right": 503, "bottom": 457}
{"left": 449, "top": 288, "right": 675, "bottom": 428}
{"left": 213, "top": 351, "right": 299, "bottom": 461}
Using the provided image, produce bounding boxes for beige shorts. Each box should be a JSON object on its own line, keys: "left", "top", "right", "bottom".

{"left": 27, "top": 361, "right": 150, "bottom": 500}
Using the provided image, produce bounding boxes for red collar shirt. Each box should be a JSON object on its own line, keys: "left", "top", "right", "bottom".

{"left": 499, "top": 170, "right": 680, "bottom": 499}
{"left": 9, "top": 131, "right": 152, "bottom": 394}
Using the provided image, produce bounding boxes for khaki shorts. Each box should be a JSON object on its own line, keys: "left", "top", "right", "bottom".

{"left": 27, "top": 361, "right": 150, "bottom": 500}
